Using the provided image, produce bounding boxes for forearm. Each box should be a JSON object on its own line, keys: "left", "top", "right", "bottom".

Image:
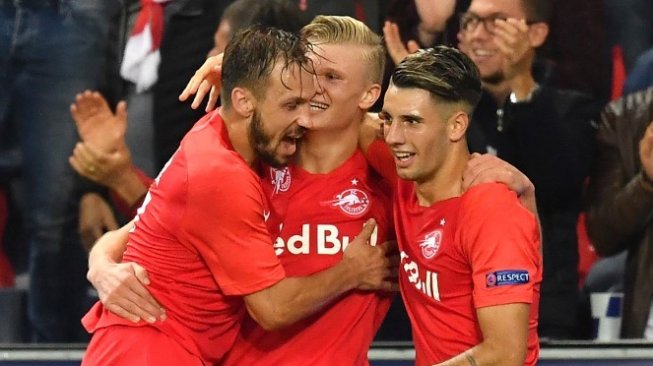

{"left": 587, "top": 172, "right": 653, "bottom": 255}
{"left": 435, "top": 342, "right": 525, "bottom": 366}
{"left": 246, "top": 259, "right": 360, "bottom": 330}
{"left": 107, "top": 167, "right": 149, "bottom": 208}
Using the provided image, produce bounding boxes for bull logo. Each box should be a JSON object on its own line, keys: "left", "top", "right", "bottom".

{"left": 419, "top": 230, "right": 442, "bottom": 259}
{"left": 322, "top": 189, "right": 370, "bottom": 217}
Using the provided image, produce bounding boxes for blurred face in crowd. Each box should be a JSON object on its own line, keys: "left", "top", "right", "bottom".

{"left": 208, "top": 20, "right": 231, "bottom": 57}
{"left": 415, "top": 0, "right": 457, "bottom": 33}
{"left": 458, "top": 0, "right": 527, "bottom": 83}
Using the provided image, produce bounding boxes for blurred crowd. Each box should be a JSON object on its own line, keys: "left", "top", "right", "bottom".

{"left": 1, "top": 0, "right": 653, "bottom": 344}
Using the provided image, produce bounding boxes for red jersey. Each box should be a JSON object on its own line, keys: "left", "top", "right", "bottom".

{"left": 222, "top": 150, "right": 394, "bottom": 366}
{"left": 366, "top": 141, "right": 541, "bottom": 366}
{"left": 82, "top": 111, "right": 286, "bottom": 365}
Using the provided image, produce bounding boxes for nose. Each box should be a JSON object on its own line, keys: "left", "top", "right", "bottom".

{"left": 297, "top": 106, "right": 313, "bottom": 129}
{"left": 383, "top": 122, "right": 404, "bottom": 146}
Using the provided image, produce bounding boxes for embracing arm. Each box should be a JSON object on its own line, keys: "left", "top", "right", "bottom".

{"left": 434, "top": 304, "right": 530, "bottom": 366}
{"left": 87, "top": 221, "right": 165, "bottom": 323}
{"left": 243, "top": 221, "right": 397, "bottom": 331}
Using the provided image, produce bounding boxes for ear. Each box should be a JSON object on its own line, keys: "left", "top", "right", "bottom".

{"left": 528, "top": 22, "right": 549, "bottom": 48}
{"left": 358, "top": 83, "right": 382, "bottom": 110}
{"left": 230, "top": 87, "right": 255, "bottom": 117}
{"left": 448, "top": 110, "right": 469, "bottom": 142}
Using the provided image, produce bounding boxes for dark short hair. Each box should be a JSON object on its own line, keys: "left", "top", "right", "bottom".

{"left": 522, "top": 0, "right": 553, "bottom": 23}
{"left": 391, "top": 45, "right": 481, "bottom": 110}
{"left": 221, "top": 0, "right": 305, "bottom": 39}
{"left": 221, "top": 26, "right": 312, "bottom": 107}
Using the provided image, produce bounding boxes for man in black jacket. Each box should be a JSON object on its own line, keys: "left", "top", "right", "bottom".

{"left": 458, "top": 0, "right": 600, "bottom": 339}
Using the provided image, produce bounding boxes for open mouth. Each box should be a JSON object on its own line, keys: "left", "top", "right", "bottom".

{"left": 393, "top": 150, "right": 415, "bottom": 167}
{"left": 310, "top": 101, "right": 329, "bottom": 112}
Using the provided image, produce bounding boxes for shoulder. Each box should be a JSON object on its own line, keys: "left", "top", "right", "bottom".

{"left": 459, "top": 183, "right": 535, "bottom": 225}
{"left": 601, "top": 87, "right": 653, "bottom": 131}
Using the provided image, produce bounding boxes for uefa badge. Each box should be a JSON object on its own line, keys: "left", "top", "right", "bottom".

{"left": 419, "top": 230, "right": 442, "bottom": 259}
{"left": 270, "top": 167, "right": 291, "bottom": 194}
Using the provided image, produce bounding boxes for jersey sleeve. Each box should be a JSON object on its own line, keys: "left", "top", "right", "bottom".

{"left": 458, "top": 183, "right": 541, "bottom": 309}
{"left": 180, "top": 157, "right": 285, "bottom": 296}
{"left": 364, "top": 140, "right": 398, "bottom": 190}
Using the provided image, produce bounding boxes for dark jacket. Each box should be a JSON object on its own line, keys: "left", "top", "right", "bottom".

{"left": 586, "top": 87, "right": 653, "bottom": 338}
{"left": 468, "top": 86, "right": 600, "bottom": 338}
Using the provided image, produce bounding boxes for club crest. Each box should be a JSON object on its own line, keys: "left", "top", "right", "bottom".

{"left": 322, "top": 188, "right": 370, "bottom": 217}
{"left": 419, "top": 230, "right": 442, "bottom": 259}
{"left": 270, "top": 167, "right": 291, "bottom": 194}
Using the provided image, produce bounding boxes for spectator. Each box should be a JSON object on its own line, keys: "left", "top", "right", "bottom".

{"left": 0, "top": 0, "right": 120, "bottom": 342}
{"left": 457, "top": 0, "right": 599, "bottom": 339}
{"left": 586, "top": 87, "right": 653, "bottom": 339}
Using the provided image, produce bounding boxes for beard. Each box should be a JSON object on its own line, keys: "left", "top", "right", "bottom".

{"left": 481, "top": 70, "right": 505, "bottom": 85}
{"left": 249, "top": 109, "right": 286, "bottom": 168}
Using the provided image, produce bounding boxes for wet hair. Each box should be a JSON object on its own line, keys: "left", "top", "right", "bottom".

{"left": 391, "top": 45, "right": 481, "bottom": 112}
{"left": 301, "top": 15, "right": 385, "bottom": 84}
{"left": 221, "top": 26, "right": 312, "bottom": 108}
{"left": 221, "top": 0, "right": 305, "bottom": 37}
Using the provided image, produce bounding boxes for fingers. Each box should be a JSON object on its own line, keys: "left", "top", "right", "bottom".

{"left": 407, "top": 40, "right": 420, "bottom": 54}
{"left": 179, "top": 55, "right": 223, "bottom": 104}
{"left": 106, "top": 303, "right": 142, "bottom": 323}
{"left": 192, "top": 80, "right": 213, "bottom": 110}
{"left": 353, "top": 219, "right": 377, "bottom": 244}
{"left": 100, "top": 265, "right": 165, "bottom": 323}
{"left": 207, "top": 86, "right": 219, "bottom": 112}
{"left": 383, "top": 21, "right": 410, "bottom": 65}
{"left": 492, "top": 18, "right": 529, "bottom": 61}
{"left": 115, "top": 101, "right": 128, "bottom": 126}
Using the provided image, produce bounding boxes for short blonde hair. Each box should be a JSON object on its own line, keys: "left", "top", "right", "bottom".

{"left": 302, "top": 15, "right": 385, "bottom": 84}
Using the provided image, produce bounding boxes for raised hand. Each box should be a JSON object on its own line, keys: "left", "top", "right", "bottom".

{"left": 383, "top": 21, "right": 420, "bottom": 65}
{"left": 639, "top": 121, "right": 653, "bottom": 181}
{"left": 70, "top": 90, "right": 127, "bottom": 153}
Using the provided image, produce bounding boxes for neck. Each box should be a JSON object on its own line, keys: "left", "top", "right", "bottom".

{"left": 482, "top": 79, "right": 512, "bottom": 106}
{"left": 297, "top": 117, "right": 361, "bottom": 174}
{"left": 414, "top": 145, "right": 470, "bottom": 206}
{"left": 220, "top": 108, "right": 256, "bottom": 167}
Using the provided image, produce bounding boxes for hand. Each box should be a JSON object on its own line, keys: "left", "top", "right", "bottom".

{"left": 87, "top": 258, "right": 165, "bottom": 324}
{"left": 492, "top": 18, "right": 532, "bottom": 83}
{"left": 343, "top": 219, "right": 399, "bottom": 292}
{"left": 383, "top": 21, "right": 420, "bottom": 65}
{"left": 70, "top": 90, "right": 127, "bottom": 153}
{"left": 462, "top": 153, "right": 537, "bottom": 214}
{"left": 79, "top": 193, "right": 119, "bottom": 252}
{"left": 178, "top": 53, "right": 224, "bottom": 111}
{"left": 640, "top": 121, "right": 653, "bottom": 180}
{"left": 69, "top": 142, "right": 133, "bottom": 190}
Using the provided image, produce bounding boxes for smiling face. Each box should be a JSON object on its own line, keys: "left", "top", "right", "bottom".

{"left": 250, "top": 62, "right": 316, "bottom": 167}
{"left": 307, "top": 43, "right": 378, "bottom": 131}
{"left": 461, "top": 0, "right": 527, "bottom": 83}
{"left": 380, "top": 84, "right": 454, "bottom": 183}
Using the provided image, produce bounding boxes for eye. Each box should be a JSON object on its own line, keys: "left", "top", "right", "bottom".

{"left": 324, "top": 72, "right": 339, "bottom": 81}
{"left": 403, "top": 118, "right": 419, "bottom": 125}
{"left": 284, "top": 102, "right": 298, "bottom": 111}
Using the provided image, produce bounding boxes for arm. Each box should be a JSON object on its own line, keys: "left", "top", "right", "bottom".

{"left": 243, "top": 222, "right": 397, "bottom": 331}
{"left": 78, "top": 193, "right": 119, "bottom": 252}
{"left": 69, "top": 142, "right": 149, "bottom": 209}
{"left": 435, "top": 304, "right": 530, "bottom": 366}
{"left": 462, "top": 153, "right": 537, "bottom": 216}
{"left": 359, "top": 113, "right": 399, "bottom": 186}
{"left": 586, "top": 102, "right": 653, "bottom": 256}
{"left": 87, "top": 221, "right": 165, "bottom": 323}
